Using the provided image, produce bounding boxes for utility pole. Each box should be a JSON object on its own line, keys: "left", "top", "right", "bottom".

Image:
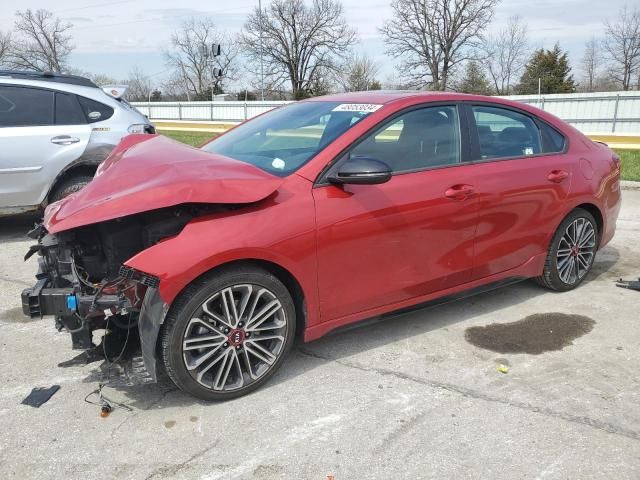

{"left": 259, "top": 0, "right": 264, "bottom": 101}
{"left": 203, "top": 43, "right": 222, "bottom": 101}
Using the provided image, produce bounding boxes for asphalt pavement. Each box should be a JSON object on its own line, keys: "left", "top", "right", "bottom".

{"left": 1, "top": 190, "right": 639, "bottom": 479}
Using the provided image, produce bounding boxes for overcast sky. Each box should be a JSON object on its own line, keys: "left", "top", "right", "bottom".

{"left": 0, "top": 0, "right": 632, "bottom": 88}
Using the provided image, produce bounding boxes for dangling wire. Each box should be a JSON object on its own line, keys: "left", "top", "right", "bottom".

{"left": 84, "top": 306, "right": 135, "bottom": 417}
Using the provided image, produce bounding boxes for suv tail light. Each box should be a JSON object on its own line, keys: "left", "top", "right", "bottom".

{"left": 128, "top": 124, "right": 154, "bottom": 134}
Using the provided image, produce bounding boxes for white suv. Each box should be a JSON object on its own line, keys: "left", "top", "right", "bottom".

{"left": 0, "top": 70, "right": 155, "bottom": 215}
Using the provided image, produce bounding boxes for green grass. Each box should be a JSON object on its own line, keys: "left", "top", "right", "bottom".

{"left": 616, "top": 150, "right": 640, "bottom": 182}
{"left": 161, "top": 130, "right": 217, "bottom": 147}
{"left": 161, "top": 130, "right": 640, "bottom": 182}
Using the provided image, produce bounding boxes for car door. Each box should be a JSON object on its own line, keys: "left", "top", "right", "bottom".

{"left": 464, "top": 103, "right": 573, "bottom": 279}
{"left": 313, "top": 104, "right": 479, "bottom": 322}
{"left": 0, "top": 86, "right": 91, "bottom": 208}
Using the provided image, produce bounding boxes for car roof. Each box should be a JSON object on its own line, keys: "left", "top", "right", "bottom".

{"left": 0, "top": 70, "right": 97, "bottom": 87}
{"left": 307, "top": 90, "right": 481, "bottom": 104}
{"left": 0, "top": 75, "right": 124, "bottom": 108}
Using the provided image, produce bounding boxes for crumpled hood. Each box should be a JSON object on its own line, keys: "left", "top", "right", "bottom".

{"left": 44, "top": 134, "right": 283, "bottom": 233}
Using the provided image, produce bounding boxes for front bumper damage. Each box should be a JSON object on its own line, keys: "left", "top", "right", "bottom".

{"left": 21, "top": 224, "right": 166, "bottom": 381}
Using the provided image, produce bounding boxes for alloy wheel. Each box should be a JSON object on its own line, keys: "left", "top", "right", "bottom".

{"left": 182, "top": 284, "right": 287, "bottom": 391}
{"left": 555, "top": 217, "right": 596, "bottom": 285}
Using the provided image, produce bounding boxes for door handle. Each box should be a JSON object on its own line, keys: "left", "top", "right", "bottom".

{"left": 51, "top": 135, "right": 80, "bottom": 145}
{"left": 445, "top": 184, "right": 475, "bottom": 200}
{"left": 547, "top": 170, "right": 569, "bottom": 183}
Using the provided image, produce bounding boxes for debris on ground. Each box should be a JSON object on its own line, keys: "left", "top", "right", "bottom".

{"left": 497, "top": 364, "right": 509, "bottom": 374}
{"left": 84, "top": 383, "right": 133, "bottom": 418}
{"left": 21, "top": 385, "right": 60, "bottom": 408}
{"left": 616, "top": 277, "right": 640, "bottom": 291}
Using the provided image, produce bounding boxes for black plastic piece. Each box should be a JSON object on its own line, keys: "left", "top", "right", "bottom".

{"left": 21, "top": 284, "right": 75, "bottom": 318}
{"left": 118, "top": 265, "right": 160, "bottom": 289}
{"left": 616, "top": 278, "right": 640, "bottom": 291}
{"left": 328, "top": 156, "right": 392, "bottom": 185}
{"left": 21, "top": 385, "right": 60, "bottom": 408}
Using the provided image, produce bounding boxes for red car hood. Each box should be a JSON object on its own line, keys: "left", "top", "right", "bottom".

{"left": 44, "top": 135, "right": 283, "bottom": 234}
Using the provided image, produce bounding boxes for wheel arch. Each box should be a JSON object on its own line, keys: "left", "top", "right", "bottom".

{"left": 573, "top": 202, "right": 603, "bottom": 243}
{"left": 166, "top": 258, "right": 308, "bottom": 340}
{"left": 212, "top": 258, "right": 307, "bottom": 340}
{"left": 44, "top": 143, "right": 115, "bottom": 205}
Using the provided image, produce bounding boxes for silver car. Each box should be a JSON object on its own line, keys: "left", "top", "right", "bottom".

{"left": 0, "top": 70, "right": 154, "bottom": 215}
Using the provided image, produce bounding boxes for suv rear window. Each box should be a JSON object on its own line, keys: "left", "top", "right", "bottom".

{"left": 77, "top": 96, "right": 114, "bottom": 123}
{"left": 55, "top": 92, "right": 86, "bottom": 125}
{"left": 0, "top": 86, "right": 54, "bottom": 127}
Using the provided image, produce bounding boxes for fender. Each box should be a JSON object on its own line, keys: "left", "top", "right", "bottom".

{"left": 124, "top": 175, "right": 320, "bottom": 373}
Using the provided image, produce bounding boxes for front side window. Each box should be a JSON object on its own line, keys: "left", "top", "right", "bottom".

{"left": 202, "top": 101, "right": 379, "bottom": 176}
{"left": 0, "top": 86, "right": 54, "bottom": 127}
{"left": 472, "top": 106, "right": 541, "bottom": 159}
{"left": 350, "top": 105, "right": 461, "bottom": 172}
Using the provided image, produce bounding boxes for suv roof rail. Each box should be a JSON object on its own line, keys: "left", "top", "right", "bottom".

{"left": 0, "top": 70, "right": 98, "bottom": 88}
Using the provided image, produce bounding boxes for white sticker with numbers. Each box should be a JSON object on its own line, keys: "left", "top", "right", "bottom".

{"left": 332, "top": 103, "right": 383, "bottom": 113}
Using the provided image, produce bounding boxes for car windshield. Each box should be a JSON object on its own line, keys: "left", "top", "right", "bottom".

{"left": 201, "top": 101, "right": 382, "bottom": 176}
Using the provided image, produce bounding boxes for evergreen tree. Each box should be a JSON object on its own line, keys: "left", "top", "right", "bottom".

{"left": 456, "top": 61, "right": 492, "bottom": 94}
{"left": 516, "top": 43, "right": 576, "bottom": 94}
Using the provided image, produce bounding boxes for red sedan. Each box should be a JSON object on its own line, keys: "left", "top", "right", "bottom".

{"left": 22, "top": 92, "right": 621, "bottom": 400}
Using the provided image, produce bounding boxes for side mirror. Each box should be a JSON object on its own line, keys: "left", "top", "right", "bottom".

{"left": 328, "top": 156, "right": 392, "bottom": 185}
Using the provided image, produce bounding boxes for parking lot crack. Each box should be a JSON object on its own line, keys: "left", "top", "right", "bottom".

{"left": 298, "top": 348, "right": 640, "bottom": 442}
{"left": 143, "top": 443, "right": 216, "bottom": 480}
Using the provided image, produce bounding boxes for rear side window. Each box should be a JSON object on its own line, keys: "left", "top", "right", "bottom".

{"left": 541, "top": 123, "right": 566, "bottom": 153}
{"left": 77, "top": 96, "right": 114, "bottom": 123}
{"left": 0, "top": 86, "right": 54, "bottom": 127}
{"left": 55, "top": 92, "right": 86, "bottom": 125}
{"left": 472, "top": 105, "right": 541, "bottom": 160}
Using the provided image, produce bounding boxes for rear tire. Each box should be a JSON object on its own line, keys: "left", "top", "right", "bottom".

{"left": 159, "top": 265, "right": 296, "bottom": 401}
{"left": 536, "top": 208, "right": 598, "bottom": 291}
{"left": 49, "top": 175, "right": 93, "bottom": 203}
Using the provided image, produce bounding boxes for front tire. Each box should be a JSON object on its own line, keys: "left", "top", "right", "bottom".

{"left": 159, "top": 266, "right": 296, "bottom": 401}
{"left": 536, "top": 208, "right": 598, "bottom": 291}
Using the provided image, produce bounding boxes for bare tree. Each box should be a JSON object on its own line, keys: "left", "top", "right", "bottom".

{"left": 242, "top": 0, "right": 356, "bottom": 99}
{"left": 89, "top": 73, "right": 118, "bottom": 87}
{"left": 9, "top": 9, "right": 74, "bottom": 72}
{"left": 124, "top": 66, "right": 153, "bottom": 101}
{"left": 380, "top": 0, "right": 498, "bottom": 90}
{"left": 165, "top": 18, "right": 239, "bottom": 100}
{"left": 603, "top": 6, "right": 640, "bottom": 90}
{"left": 484, "top": 16, "right": 528, "bottom": 95}
{"left": 161, "top": 72, "right": 190, "bottom": 101}
{"left": 0, "top": 31, "right": 12, "bottom": 67}
{"left": 581, "top": 38, "right": 601, "bottom": 92}
{"left": 336, "top": 52, "right": 380, "bottom": 92}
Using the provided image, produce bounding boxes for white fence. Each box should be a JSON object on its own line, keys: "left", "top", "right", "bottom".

{"left": 501, "top": 91, "right": 640, "bottom": 134}
{"left": 132, "top": 100, "right": 289, "bottom": 123}
{"left": 132, "top": 91, "right": 640, "bottom": 133}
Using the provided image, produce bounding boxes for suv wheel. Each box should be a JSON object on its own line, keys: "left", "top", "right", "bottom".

{"left": 536, "top": 208, "right": 598, "bottom": 291}
{"left": 49, "top": 175, "right": 93, "bottom": 203}
{"left": 159, "top": 266, "right": 296, "bottom": 401}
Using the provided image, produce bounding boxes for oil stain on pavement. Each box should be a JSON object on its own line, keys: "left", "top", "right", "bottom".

{"left": 465, "top": 313, "right": 595, "bottom": 354}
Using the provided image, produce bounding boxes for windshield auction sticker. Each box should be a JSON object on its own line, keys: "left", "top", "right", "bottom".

{"left": 332, "top": 103, "right": 383, "bottom": 113}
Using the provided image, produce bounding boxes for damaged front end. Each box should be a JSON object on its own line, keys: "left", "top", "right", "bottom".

{"left": 21, "top": 205, "right": 221, "bottom": 381}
